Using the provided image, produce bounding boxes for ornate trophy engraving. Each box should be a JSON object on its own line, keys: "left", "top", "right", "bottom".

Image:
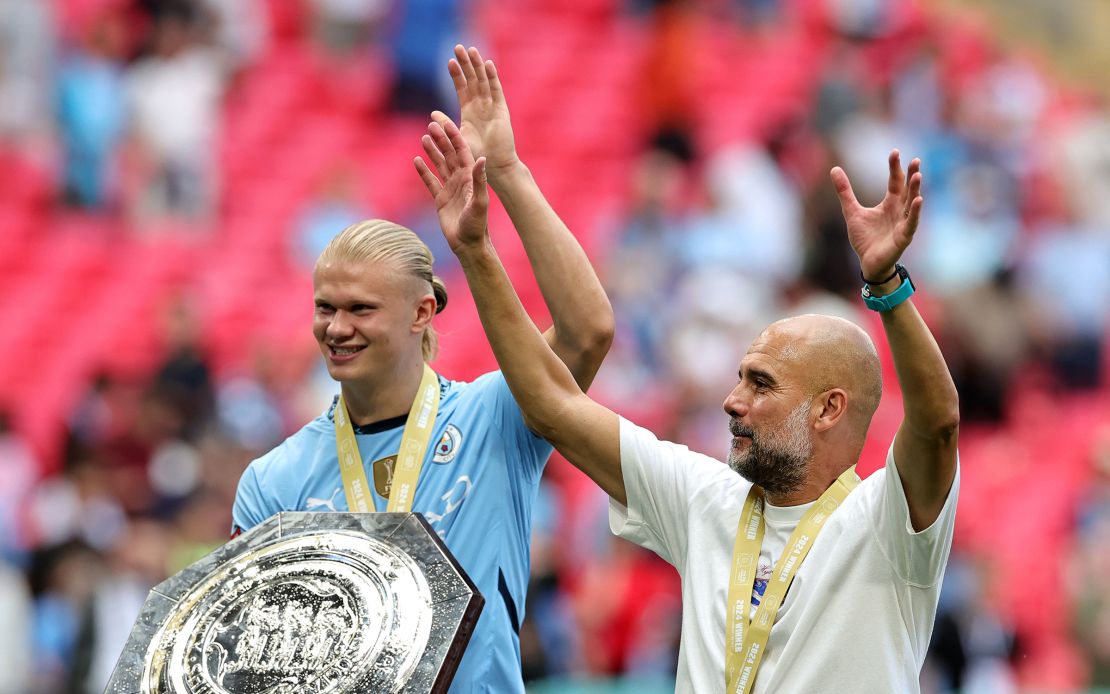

{"left": 106, "top": 513, "right": 483, "bottom": 694}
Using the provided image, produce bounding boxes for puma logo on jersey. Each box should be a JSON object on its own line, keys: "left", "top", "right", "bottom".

{"left": 306, "top": 488, "right": 343, "bottom": 512}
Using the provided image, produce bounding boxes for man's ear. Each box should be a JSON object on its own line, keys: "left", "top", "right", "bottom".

{"left": 412, "top": 294, "right": 437, "bottom": 333}
{"left": 813, "top": 389, "right": 849, "bottom": 432}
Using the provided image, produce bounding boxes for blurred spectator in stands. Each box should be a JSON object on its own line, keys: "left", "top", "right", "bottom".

{"left": 573, "top": 536, "right": 680, "bottom": 677}
{"left": 387, "top": 0, "right": 461, "bottom": 114}
{"left": 638, "top": 0, "right": 698, "bottom": 139}
{"left": 166, "top": 490, "right": 227, "bottom": 574}
{"left": 126, "top": 4, "right": 226, "bottom": 222}
{"left": 923, "top": 555, "right": 1019, "bottom": 694}
{"left": 293, "top": 164, "right": 372, "bottom": 270}
{"left": 82, "top": 520, "right": 171, "bottom": 692}
{"left": 520, "top": 480, "right": 577, "bottom": 682}
{"left": 215, "top": 344, "right": 289, "bottom": 454}
{"left": 1058, "top": 103, "right": 1110, "bottom": 229}
{"left": 0, "top": 410, "right": 38, "bottom": 560}
{"left": 0, "top": 0, "right": 55, "bottom": 152}
{"left": 153, "top": 298, "right": 215, "bottom": 440}
{"left": 197, "top": 0, "right": 270, "bottom": 68}
{"left": 309, "top": 0, "right": 388, "bottom": 56}
{"left": 146, "top": 423, "right": 203, "bottom": 514}
{"left": 604, "top": 130, "right": 694, "bottom": 378}
{"left": 0, "top": 560, "right": 31, "bottom": 694}
{"left": 695, "top": 132, "right": 805, "bottom": 285}
{"left": 913, "top": 162, "right": 1019, "bottom": 293}
{"left": 27, "top": 453, "right": 128, "bottom": 554}
{"left": 1018, "top": 217, "right": 1110, "bottom": 390}
{"left": 938, "top": 270, "right": 1030, "bottom": 422}
{"left": 891, "top": 39, "right": 944, "bottom": 135}
{"left": 57, "top": 9, "right": 128, "bottom": 210}
{"left": 802, "top": 162, "right": 863, "bottom": 297}
{"left": 831, "top": 85, "right": 917, "bottom": 204}
{"left": 824, "top": 0, "right": 903, "bottom": 41}
{"left": 1070, "top": 426, "right": 1110, "bottom": 687}
{"left": 28, "top": 539, "right": 103, "bottom": 693}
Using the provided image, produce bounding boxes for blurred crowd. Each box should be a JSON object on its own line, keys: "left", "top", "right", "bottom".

{"left": 0, "top": 0, "right": 1108, "bottom": 692}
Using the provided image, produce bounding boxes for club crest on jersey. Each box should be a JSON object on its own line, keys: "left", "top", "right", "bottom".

{"left": 433, "top": 425, "right": 463, "bottom": 464}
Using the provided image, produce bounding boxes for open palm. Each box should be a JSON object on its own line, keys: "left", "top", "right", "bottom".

{"left": 414, "top": 119, "right": 489, "bottom": 253}
{"left": 433, "top": 45, "right": 518, "bottom": 175}
{"left": 830, "top": 151, "right": 923, "bottom": 282}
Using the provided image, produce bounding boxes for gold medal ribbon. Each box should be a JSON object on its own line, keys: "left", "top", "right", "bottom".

{"left": 334, "top": 364, "right": 440, "bottom": 513}
{"left": 725, "top": 466, "right": 860, "bottom": 693}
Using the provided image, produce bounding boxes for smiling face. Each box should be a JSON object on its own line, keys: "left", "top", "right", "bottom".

{"left": 311, "top": 259, "right": 434, "bottom": 386}
{"left": 722, "top": 327, "right": 815, "bottom": 497}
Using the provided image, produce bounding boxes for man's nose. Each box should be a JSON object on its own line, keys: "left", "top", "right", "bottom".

{"left": 723, "top": 385, "right": 749, "bottom": 418}
{"left": 326, "top": 310, "right": 354, "bottom": 337}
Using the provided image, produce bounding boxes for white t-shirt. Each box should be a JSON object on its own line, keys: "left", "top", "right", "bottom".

{"left": 610, "top": 418, "right": 959, "bottom": 694}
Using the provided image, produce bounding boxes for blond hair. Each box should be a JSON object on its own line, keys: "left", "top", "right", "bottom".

{"left": 316, "top": 219, "right": 448, "bottom": 361}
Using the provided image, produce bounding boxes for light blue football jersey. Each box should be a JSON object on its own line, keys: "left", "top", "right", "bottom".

{"left": 232, "top": 371, "right": 552, "bottom": 693}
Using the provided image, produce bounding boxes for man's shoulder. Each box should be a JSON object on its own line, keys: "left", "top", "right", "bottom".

{"left": 439, "top": 370, "right": 503, "bottom": 399}
{"left": 435, "top": 370, "right": 518, "bottom": 419}
{"left": 248, "top": 413, "right": 333, "bottom": 475}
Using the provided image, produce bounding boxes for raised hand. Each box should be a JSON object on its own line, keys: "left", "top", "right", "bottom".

{"left": 830, "top": 150, "right": 923, "bottom": 282}
{"left": 432, "top": 45, "right": 519, "bottom": 178}
{"left": 414, "top": 118, "right": 490, "bottom": 253}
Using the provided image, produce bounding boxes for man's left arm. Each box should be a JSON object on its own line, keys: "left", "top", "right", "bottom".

{"left": 434, "top": 45, "right": 614, "bottom": 390}
{"left": 832, "top": 152, "right": 959, "bottom": 531}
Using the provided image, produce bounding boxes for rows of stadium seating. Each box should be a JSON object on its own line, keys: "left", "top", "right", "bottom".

{"left": 0, "top": 0, "right": 1106, "bottom": 686}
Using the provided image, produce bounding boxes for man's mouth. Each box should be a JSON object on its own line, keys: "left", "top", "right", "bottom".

{"left": 329, "top": 345, "right": 366, "bottom": 359}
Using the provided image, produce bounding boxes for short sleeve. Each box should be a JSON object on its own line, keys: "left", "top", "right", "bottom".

{"left": 473, "top": 371, "right": 553, "bottom": 484}
{"left": 231, "top": 464, "right": 271, "bottom": 536}
{"left": 872, "top": 445, "right": 960, "bottom": 587}
{"left": 609, "top": 417, "right": 732, "bottom": 569}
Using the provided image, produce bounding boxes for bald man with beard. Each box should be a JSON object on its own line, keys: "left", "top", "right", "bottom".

{"left": 418, "top": 126, "right": 958, "bottom": 694}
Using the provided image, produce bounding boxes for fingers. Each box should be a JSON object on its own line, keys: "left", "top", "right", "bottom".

{"left": 485, "top": 59, "right": 505, "bottom": 102}
{"left": 447, "top": 58, "right": 467, "bottom": 98}
{"left": 430, "top": 110, "right": 452, "bottom": 129}
{"left": 454, "top": 44, "right": 479, "bottom": 86}
{"left": 829, "top": 166, "right": 860, "bottom": 216}
{"left": 428, "top": 121, "right": 461, "bottom": 171}
{"left": 904, "top": 168, "right": 922, "bottom": 217}
{"left": 421, "top": 133, "right": 448, "bottom": 179}
{"left": 441, "top": 118, "right": 474, "bottom": 167}
{"left": 413, "top": 156, "right": 442, "bottom": 198}
{"left": 472, "top": 157, "right": 489, "bottom": 210}
{"left": 905, "top": 194, "right": 923, "bottom": 234}
{"left": 450, "top": 45, "right": 500, "bottom": 103}
{"left": 887, "top": 149, "right": 904, "bottom": 196}
{"left": 468, "top": 47, "right": 492, "bottom": 99}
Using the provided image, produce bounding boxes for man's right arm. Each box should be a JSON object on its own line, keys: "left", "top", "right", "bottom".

{"left": 456, "top": 241, "right": 626, "bottom": 505}
{"left": 416, "top": 117, "right": 626, "bottom": 504}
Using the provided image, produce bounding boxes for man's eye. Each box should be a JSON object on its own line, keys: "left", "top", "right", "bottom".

{"left": 316, "top": 305, "right": 335, "bottom": 315}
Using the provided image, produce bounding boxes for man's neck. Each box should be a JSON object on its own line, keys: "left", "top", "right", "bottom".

{"left": 340, "top": 363, "right": 426, "bottom": 427}
{"left": 764, "top": 463, "right": 854, "bottom": 507}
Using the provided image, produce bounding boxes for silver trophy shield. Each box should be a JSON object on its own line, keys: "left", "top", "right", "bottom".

{"left": 105, "top": 512, "right": 484, "bottom": 694}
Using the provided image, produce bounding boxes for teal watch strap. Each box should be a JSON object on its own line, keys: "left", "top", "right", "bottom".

{"left": 861, "top": 264, "right": 915, "bottom": 312}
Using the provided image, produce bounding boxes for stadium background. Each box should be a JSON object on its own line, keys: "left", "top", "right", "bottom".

{"left": 0, "top": 0, "right": 1108, "bottom": 691}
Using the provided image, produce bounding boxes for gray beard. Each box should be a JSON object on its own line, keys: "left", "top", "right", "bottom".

{"left": 727, "top": 402, "right": 813, "bottom": 498}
